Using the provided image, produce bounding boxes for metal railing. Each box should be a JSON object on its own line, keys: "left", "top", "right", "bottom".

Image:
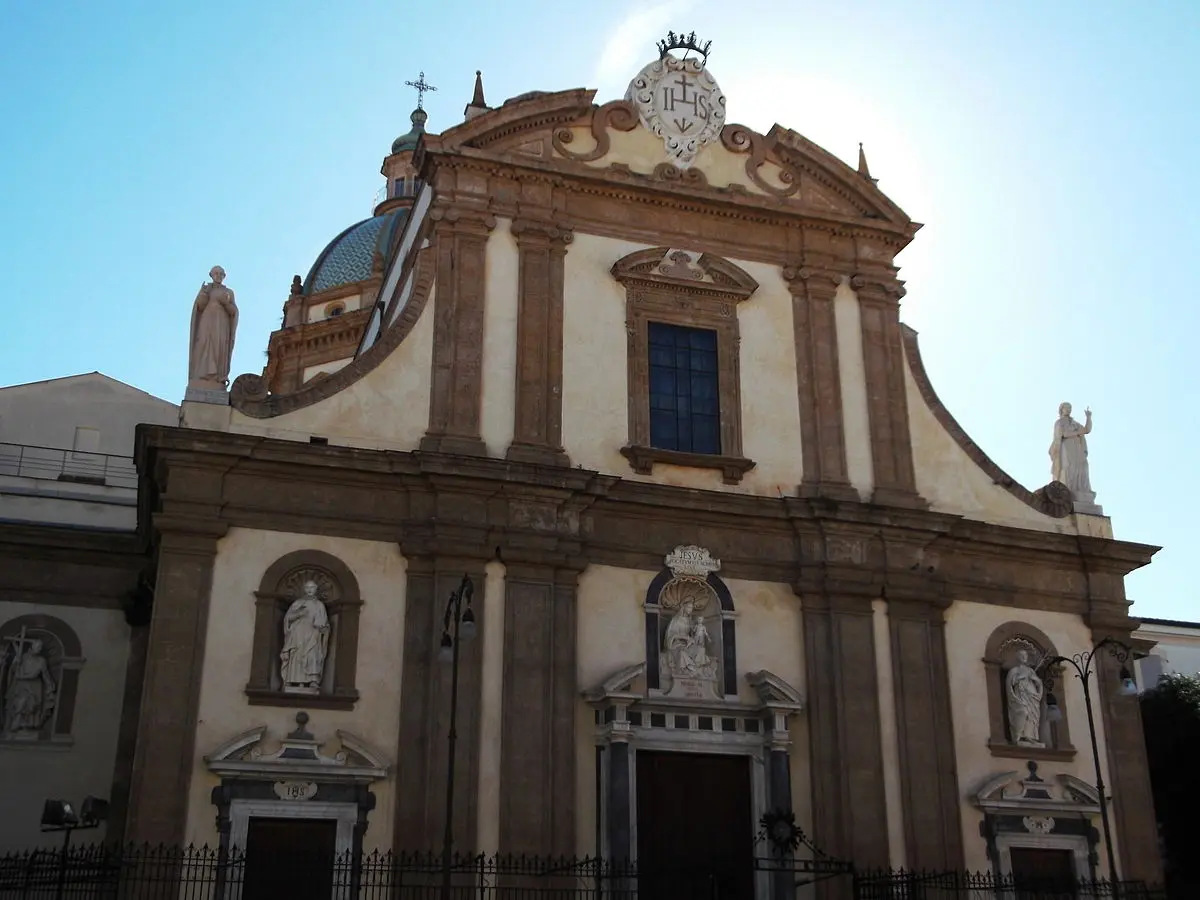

{"left": 0, "top": 845, "right": 1174, "bottom": 900}
{"left": 0, "top": 443, "right": 137, "bottom": 490}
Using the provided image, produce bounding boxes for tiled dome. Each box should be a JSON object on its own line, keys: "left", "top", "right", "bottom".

{"left": 302, "top": 208, "right": 408, "bottom": 296}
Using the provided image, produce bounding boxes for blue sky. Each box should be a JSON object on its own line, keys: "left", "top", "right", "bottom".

{"left": 2, "top": 1, "right": 1196, "bottom": 619}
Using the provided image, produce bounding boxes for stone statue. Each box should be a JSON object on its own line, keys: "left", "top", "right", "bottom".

{"left": 2, "top": 637, "right": 56, "bottom": 736}
{"left": 1006, "top": 649, "right": 1045, "bottom": 747}
{"left": 663, "top": 598, "right": 717, "bottom": 681}
{"left": 1049, "top": 402, "right": 1095, "bottom": 505}
{"left": 280, "top": 581, "right": 330, "bottom": 693}
{"left": 188, "top": 266, "right": 239, "bottom": 390}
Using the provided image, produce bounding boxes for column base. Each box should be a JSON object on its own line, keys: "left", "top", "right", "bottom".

{"left": 505, "top": 442, "right": 571, "bottom": 468}
{"left": 418, "top": 434, "right": 489, "bottom": 457}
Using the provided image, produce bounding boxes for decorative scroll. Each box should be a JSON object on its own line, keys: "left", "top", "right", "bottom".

{"left": 552, "top": 100, "right": 639, "bottom": 163}
{"left": 720, "top": 125, "right": 801, "bottom": 199}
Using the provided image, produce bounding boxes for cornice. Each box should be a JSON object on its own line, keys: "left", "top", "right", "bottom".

{"left": 135, "top": 428, "right": 1158, "bottom": 609}
{"left": 423, "top": 144, "right": 916, "bottom": 251}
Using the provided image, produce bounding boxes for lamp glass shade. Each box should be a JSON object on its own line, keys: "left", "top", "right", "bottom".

{"left": 459, "top": 608, "right": 477, "bottom": 641}
{"left": 80, "top": 796, "right": 110, "bottom": 825}
{"left": 1118, "top": 671, "right": 1139, "bottom": 696}
{"left": 40, "top": 800, "right": 78, "bottom": 829}
{"left": 437, "top": 632, "right": 454, "bottom": 664}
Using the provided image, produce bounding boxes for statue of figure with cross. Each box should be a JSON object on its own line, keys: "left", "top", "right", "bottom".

{"left": 2, "top": 628, "right": 57, "bottom": 737}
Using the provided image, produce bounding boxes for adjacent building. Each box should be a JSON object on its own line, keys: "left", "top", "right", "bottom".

{"left": 0, "top": 373, "right": 176, "bottom": 849}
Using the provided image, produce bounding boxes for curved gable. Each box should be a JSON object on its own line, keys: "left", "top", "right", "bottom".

{"left": 426, "top": 91, "right": 917, "bottom": 244}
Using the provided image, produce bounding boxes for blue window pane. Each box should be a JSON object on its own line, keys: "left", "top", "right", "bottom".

{"left": 645, "top": 321, "right": 723, "bottom": 455}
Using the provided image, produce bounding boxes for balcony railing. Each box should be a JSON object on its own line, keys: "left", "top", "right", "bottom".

{"left": 0, "top": 442, "right": 137, "bottom": 490}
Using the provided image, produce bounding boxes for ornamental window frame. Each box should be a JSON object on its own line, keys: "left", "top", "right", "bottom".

{"left": 612, "top": 247, "right": 758, "bottom": 484}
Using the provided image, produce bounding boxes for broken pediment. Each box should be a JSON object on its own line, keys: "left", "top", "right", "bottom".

{"left": 974, "top": 761, "right": 1101, "bottom": 816}
{"left": 205, "top": 711, "right": 389, "bottom": 783}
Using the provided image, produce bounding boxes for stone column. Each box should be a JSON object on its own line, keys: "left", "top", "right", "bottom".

{"left": 506, "top": 219, "right": 572, "bottom": 467}
{"left": 799, "top": 590, "right": 890, "bottom": 870}
{"left": 764, "top": 709, "right": 795, "bottom": 900}
{"left": 421, "top": 206, "right": 496, "bottom": 457}
{"left": 498, "top": 562, "right": 578, "bottom": 856}
{"left": 606, "top": 736, "right": 633, "bottom": 862}
{"left": 393, "top": 557, "right": 487, "bottom": 853}
{"left": 851, "top": 275, "right": 922, "bottom": 508}
{"left": 125, "top": 519, "right": 227, "bottom": 844}
{"left": 783, "top": 267, "right": 857, "bottom": 501}
{"left": 1093, "top": 627, "right": 1163, "bottom": 885}
{"left": 885, "top": 596, "right": 964, "bottom": 871}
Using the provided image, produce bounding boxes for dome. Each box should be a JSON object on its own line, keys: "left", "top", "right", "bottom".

{"left": 302, "top": 208, "right": 408, "bottom": 296}
{"left": 391, "top": 108, "right": 428, "bottom": 155}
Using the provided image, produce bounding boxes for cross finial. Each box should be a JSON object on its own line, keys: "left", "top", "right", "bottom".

{"left": 405, "top": 71, "right": 438, "bottom": 109}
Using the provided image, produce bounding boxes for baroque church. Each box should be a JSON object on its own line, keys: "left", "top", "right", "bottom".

{"left": 0, "top": 36, "right": 1164, "bottom": 894}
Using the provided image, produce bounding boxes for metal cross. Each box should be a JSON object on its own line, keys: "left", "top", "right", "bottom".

{"left": 405, "top": 71, "right": 437, "bottom": 109}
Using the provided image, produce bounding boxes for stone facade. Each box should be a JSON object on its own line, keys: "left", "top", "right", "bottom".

{"left": 1, "top": 53, "right": 1164, "bottom": 891}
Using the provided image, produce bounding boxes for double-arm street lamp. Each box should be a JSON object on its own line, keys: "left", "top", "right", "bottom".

{"left": 438, "top": 574, "right": 477, "bottom": 900}
{"left": 40, "top": 796, "right": 108, "bottom": 900}
{"left": 1040, "top": 636, "right": 1138, "bottom": 887}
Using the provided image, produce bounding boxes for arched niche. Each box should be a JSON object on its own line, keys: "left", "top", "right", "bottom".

{"left": 0, "top": 613, "right": 84, "bottom": 745}
{"left": 245, "top": 550, "right": 362, "bottom": 710}
{"left": 643, "top": 546, "right": 738, "bottom": 700}
{"left": 983, "top": 621, "right": 1075, "bottom": 760}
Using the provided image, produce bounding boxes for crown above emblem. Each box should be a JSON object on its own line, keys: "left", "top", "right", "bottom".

{"left": 657, "top": 30, "right": 712, "bottom": 62}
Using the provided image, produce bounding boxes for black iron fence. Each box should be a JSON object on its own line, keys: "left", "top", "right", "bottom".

{"left": 854, "top": 868, "right": 1170, "bottom": 899}
{"left": 0, "top": 844, "right": 1173, "bottom": 900}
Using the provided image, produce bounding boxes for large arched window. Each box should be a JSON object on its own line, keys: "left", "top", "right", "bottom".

{"left": 0, "top": 614, "right": 84, "bottom": 744}
{"left": 245, "top": 550, "right": 363, "bottom": 710}
{"left": 983, "top": 622, "right": 1076, "bottom": 760}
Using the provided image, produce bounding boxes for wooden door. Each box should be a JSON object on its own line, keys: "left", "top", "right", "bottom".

{"left": 1010, "top": 847, "right": 1078, "bottom": 898}
{"left": 243, "top": 817, "right": 338, "bottom": 900}
{"left": 636, "top": 750, "right": 755, "bottom": 900}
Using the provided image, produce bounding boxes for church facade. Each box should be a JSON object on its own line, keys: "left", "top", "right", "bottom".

{"left": 115, "top": 42, "right": 1161, "bottom": 888}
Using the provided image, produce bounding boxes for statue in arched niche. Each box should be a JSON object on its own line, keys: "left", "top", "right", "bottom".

{"left": 2, "top": 633, "right": 57, "bottom": 737}
{"left": 656, "top": 545, "right": 723, "bottom": 698}
{"left": 1006, "top": 648, "right": 1045, "bottom": 747}
{"left": 280, "top": 580, "right": 330, "bottom": 693}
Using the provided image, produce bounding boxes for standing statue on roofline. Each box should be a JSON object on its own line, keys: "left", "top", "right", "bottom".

{"left": 188, "top": 266, "right": 238, "bottom": 390}
{"left": 1049, "top": 402, "right": 1100, "bottom": 512}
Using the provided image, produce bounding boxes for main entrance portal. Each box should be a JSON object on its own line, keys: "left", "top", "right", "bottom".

{"left": 243, "top": 817, "right": 337, "bottom": 900}
{"left": 636, "top": 750, "right": 756, "bottom": 900}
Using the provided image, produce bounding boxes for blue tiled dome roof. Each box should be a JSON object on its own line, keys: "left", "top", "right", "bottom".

{"left": 302, "top": 208, "right": 408, "bottom": 296}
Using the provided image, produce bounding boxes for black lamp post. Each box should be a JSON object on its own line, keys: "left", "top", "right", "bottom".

{"left": 1041, "top": 637, "right": 1137, "bottom": 888}
{"left": 40, "top": 796, "right": 108, "bottom": 900}
{"left": 438, "top": 574, "right": 476, "bottom": 900}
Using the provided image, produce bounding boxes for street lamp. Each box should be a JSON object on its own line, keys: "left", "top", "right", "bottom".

{"left": 1041, "top": 637, "right": 1138, "bottom": 888}
{"left": 438, "top": 574, "right": 476, "bottom": 900}
{"left": 41, "top": 796, "right": 108, "bottom": 900}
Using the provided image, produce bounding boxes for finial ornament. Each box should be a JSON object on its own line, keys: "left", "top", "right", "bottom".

{"left": 405, "top": 71, "right": 438, "bottom": 109}
{"left": 657, "top": 30, "right": 713, "bottom": 61}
